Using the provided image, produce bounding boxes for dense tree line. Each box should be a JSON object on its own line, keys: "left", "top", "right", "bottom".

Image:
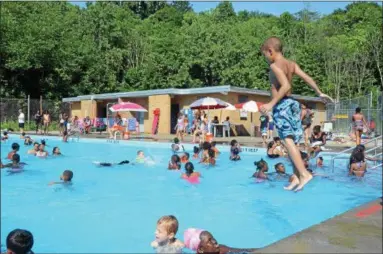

{"left": 0, "top": 1, "right": 382, "bottom": 102}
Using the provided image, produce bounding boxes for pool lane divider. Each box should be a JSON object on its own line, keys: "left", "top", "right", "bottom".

{"left": 355, "top": 203, "right": 382, "bottom": 218}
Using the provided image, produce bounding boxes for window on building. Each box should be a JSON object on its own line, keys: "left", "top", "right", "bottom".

{"left": 238, "top": 95, "right": 248, "bottom": 103}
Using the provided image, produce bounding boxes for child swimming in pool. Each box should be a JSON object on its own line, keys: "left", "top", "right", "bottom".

{"left": 229, "top": 140, "right": 241, "bottom": 161}
{"left": 349, "top": 147, "right": 366, "bottom": 177}
{"left": 168, "top": 155, "right": 181, "bottom": 170}
{"left": 7, "top": 143, "right": 20, "bottom": 160}
{"left": 180, "top": 152, "right": 190, "bottom": 164}
{"left": 36, "top": 143, "right": 48, "bottom": 158}
{"left": 48, "top": 170, "right": 73, "bottom": 185}
{"left": 171, "top": 138, "right": 184, "bottom": 153}
{"left": 52, "top": 147, "right": 62, "bottom": 156}
{"left": 5, "top": 228, "right": 34, "bottom": 254}
{"left": 93, "top": 160, "right": 130, "bottom": 167}
{"left": 197, "top": 230, "right": 257, "bottom": 254}
{"left": 181, "top": 162, "right": 201, "bottom": 180}
{"left": 1, "top": 131, "right": 9, "bottom": 141}
{"left": 1, "top": 154, "right": 26, "bottom": 170}
{"left": 151, "top": 215, "right": 184, "bottom": 253}
{"left": 251, "top": 158, "right": 269, "bottom": 180}
{"left": 317, "top": 156, "right": 323, "bottom": 167}
{"left": 24, "top": 136, "right": 33, "bottom": 146}
{"left": 136, "top": 150, "right": 145, "bottom": 163}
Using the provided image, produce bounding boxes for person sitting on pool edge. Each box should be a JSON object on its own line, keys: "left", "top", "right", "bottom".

{"left": 48, "top": 170, "right": 73, "bottom": 185}
{"left": 7, "top": 143, "right": 20, "bottom": 160}
{"left": 171, "top": 137, "right": 185, "bottom": 153}
{"left": 168, "top": 155, "right": 181, "bottom": 170}
{"left": 273, "top": 137, "right": 287, "bottom": 156}
{"left": 197, "top": 230, "right": 257, "bottom": 254}
{"left": 151, "top": 215, "right": 184, "bottom": 253}
{"left": 93, "top": 160, "right": 130, "bottom": 167}
{"left": 6, "top": 228, "right": 34, "bottom": 254}
{"left": 251, "top": 158, "right": 269, "bottom": 180}
{"left": 27, "top": 142, "right": 40, "bottom": 155}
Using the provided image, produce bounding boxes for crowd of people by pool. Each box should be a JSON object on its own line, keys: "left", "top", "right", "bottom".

{"left": 1, "top": 36, "right": 382, "bottom": 254}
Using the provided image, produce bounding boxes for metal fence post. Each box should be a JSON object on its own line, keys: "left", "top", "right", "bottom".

{"left": 27, "top": 95, "right": 30, "bottom": 125}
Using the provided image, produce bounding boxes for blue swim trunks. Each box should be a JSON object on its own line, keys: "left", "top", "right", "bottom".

{"left": 272, "top": 97, "right": 302, "bottom": 144}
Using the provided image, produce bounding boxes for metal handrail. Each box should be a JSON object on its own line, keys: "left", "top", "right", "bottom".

{"left": 331, "top": 135, "right": 382, "bottom": 169}
{"left": 369, "top": 163, "right": 382, "bottom": 170}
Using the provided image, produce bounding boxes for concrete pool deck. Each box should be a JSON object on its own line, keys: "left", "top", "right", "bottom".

{"left": 256, "top": 198, "right": 383, "bottom": 253}
{"left": 19, "top": 130, "right": 378, "bottom": 152}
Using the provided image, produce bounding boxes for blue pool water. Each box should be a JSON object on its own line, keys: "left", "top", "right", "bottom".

{"left": 1, "top": 136, "right": 382, "bottom": 253}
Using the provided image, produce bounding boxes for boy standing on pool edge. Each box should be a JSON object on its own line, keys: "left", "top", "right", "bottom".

{"left": 259, "top": 37, "right": 333, "bottom": 192}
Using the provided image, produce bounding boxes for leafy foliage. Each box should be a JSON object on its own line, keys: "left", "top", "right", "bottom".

{"left": 0, "top": 1, "right": 381, "bottom": 101}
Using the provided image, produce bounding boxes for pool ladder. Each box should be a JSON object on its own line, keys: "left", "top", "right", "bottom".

{"left": 107, "top": 131, "right": 121, "bottom": 143}
{"left": 330, "top": 136, "right": 382, "bottom": 172}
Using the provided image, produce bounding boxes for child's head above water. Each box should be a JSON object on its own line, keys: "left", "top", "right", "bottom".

{"left": 155, "top": 215, "right": 179, "bottom": 244}
{"left": 193, "top": 146, "right": 200, "bottom": 154}
{"left": 61, "top": 170, "right": 73, "bottom": 182}
{"left": 21, "top": 132, "right": 25, "bottom": 137}
{"left": 185, "top": 162, "right": 194, "bottom": 175}
{"left": 198, "top": 231, "right": 219, "bottom": 254}
{"left": 6, "top": 228, "right": 34, "bottom": 254}
{"left": 273, "top": 137, "right": 281, "bottom": 145}
{"left": 4, "top": 131, "right": 8, "bottom": 136}
{"left": 274, "top": 163, "right": 285, "bottom": 174}
{"left": 171, "top": 154, "right": 180, "bottom": 163}
{"left": 11, "top": 143, "right": 20, "bottom": 151}
{"left": 12, "top": 154, "right": 20, "bottom": 164}
{"left": 230, "top": 139, "right": 238, "bottom": 147}
{"left": 254, "top": 158, "right": 268, "bottom": 172}
{"left": 137, "top": 150, "right": 144, "bottom": 157}
{"left": 173, "top": 137, "right": 180, "bottom": 144}
{"left": 52, "top": 147, "right": 61, "bottom": 155}
{"left": 183, "top": 152, "right": 190, "bottom": 160}
{"left": 267, "top": 141, "right": 276, "bottom": 149}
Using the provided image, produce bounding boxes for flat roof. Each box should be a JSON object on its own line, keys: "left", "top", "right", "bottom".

{"left": 62, "top": 85, "right": 323, "bottom": 103}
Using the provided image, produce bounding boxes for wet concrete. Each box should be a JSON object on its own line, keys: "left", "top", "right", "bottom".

{"left": 255, "top": 198, "right": 382, "bottom": 253}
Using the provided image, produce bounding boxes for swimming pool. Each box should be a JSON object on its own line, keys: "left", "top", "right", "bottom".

{"left": 1, "top": 135, "right": 382, "bottom": 253}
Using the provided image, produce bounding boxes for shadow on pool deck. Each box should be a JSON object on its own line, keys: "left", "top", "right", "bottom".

{"left": 255, "top": 198, "right": 382, "bottom": 253}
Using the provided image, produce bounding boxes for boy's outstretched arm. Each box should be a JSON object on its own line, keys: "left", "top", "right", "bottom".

{"left": 294, "top": 63, "right": 334, "bottom": 103}
{"left": 260, "top": 64, "right": 291, "bottom": 113}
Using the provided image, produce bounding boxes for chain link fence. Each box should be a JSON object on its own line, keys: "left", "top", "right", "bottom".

{"left": 0, "top": 97, "right": 71, "bottom": 131}
{"left": 326, "top": 93, "right": 382, "bottom": 136}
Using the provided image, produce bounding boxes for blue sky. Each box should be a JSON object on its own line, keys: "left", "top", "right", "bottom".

{"left": 69, "top": 1, "right": 357, "bottom": 16}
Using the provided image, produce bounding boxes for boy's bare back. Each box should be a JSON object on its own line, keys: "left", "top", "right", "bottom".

{"left": 269, "top": 57, "right": 296, "bottom": 96}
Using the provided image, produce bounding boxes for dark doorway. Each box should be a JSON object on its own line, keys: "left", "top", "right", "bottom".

{"left": 170, "top": 104, "right": 180, "bottom": 134}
